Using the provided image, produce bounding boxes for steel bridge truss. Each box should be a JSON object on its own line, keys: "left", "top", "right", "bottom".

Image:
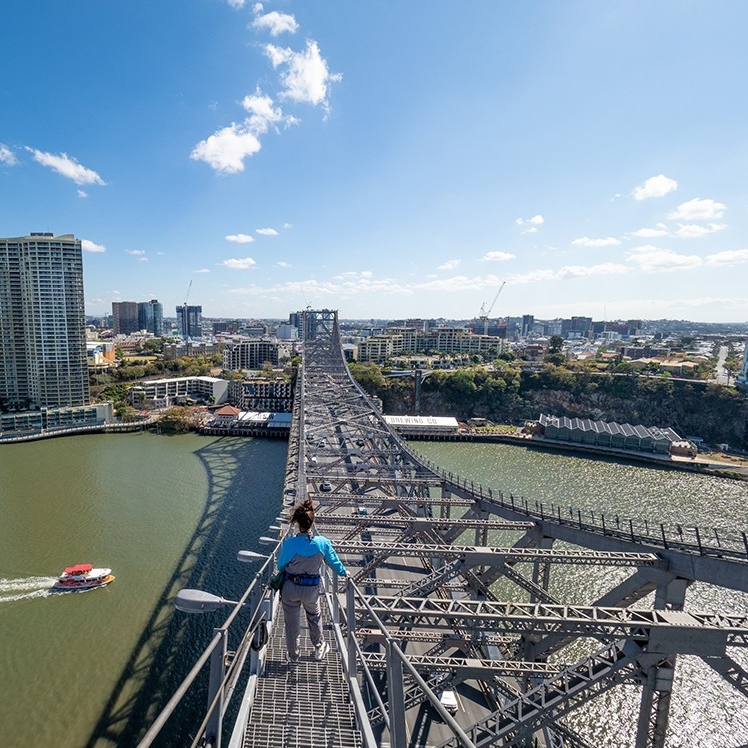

{"left": 286, "top": 310, "right": 748, "bottom": 748}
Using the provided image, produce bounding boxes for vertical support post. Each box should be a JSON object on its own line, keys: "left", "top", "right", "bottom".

{"left": 386, "top": 641, "right": 407, "bottom": 748}
{"left": 346, "top": 578, "right": 357, "bottom": 679}
{"left": 635, "top": 577, "right": 688, "bottom": 748}
{"left": 205, "top": 626, "right": 227, "bottom": 748}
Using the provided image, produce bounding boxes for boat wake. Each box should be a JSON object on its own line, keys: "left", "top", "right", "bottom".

{"left": 0, "top": 576, "right": 58, "bottom": 603}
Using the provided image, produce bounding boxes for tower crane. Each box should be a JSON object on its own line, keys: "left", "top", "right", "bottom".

{"left": 479, "top": 281, "right": 505, "bottom": 335}
{"left": 180, "top": 280, "right": 193, "bottom": 339}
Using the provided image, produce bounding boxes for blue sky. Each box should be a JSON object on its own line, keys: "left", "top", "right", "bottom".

{"left": 2, "top": 1, "right": 748, "bottom": 323}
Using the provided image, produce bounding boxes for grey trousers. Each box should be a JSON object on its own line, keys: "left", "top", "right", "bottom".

{"left": 281, "top": 581, "right": 323, "bottom": 659}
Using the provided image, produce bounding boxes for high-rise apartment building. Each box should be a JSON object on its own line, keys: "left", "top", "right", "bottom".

{"left": 112, "top": 301, "right": 139, "bottom": 335}
{"left": 0, "top": 233, "right": 90, "bottom": 411}
{"left": 176, "top": 304, "right": 202, "bottom": 339}
{"left": 138, "top": 299, "right": 164, "bottom": 336}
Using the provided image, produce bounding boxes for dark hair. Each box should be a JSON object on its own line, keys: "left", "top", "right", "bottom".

{"left": 290, "top": 499, "right": 315, "bottom": 533}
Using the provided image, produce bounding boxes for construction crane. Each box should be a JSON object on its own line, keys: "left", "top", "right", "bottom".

{"left": 180, "top": 280, "right": 193, "bottom": 339}
{"left": 479, "top": 281, "right": 505, "bottom": 335}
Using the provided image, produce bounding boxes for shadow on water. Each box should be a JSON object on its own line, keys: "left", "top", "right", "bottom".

{"left": 82, "top": 435, "right": 287, "bottom": 748}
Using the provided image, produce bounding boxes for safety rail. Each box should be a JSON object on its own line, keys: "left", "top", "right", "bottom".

{"left": 408, "top": 450, "right": 748, "bottom": 562}
{"left": 136, "top": 552, "right": 277, "bottom": 748}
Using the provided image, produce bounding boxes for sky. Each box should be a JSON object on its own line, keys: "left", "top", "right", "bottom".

{"left": 2, "top": 1, "right": 748, "bottom": 324}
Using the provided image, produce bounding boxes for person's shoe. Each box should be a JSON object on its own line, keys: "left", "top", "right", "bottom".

{"left": 286, "top": 653, "right": 299, "bottom": 665}
{"left": 314, "top": 641, "right": 330, "bottom": 660}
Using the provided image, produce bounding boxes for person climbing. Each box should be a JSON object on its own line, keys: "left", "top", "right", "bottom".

{"left": 276, "top": 498, "right": 347, "bottom": 663}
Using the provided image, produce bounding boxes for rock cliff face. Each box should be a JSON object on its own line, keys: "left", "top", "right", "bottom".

{"left": 365, "top": 367, "right": 748, "bottom": 448}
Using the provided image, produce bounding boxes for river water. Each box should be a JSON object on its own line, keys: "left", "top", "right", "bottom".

{"left": 1, "top": 434, "right": 746, "bottom": 747}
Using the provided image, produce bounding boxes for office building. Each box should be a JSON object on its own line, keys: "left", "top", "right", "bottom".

{"left": 138, "top": 299, "right": 164, "bottom": 336}
{"left": 0, "top": 233, "right": 90, "bottom": 410}
{"left": 177, "top": 304, "right": 203, "bottom": 339}
{"left": 112, "top": 301, "right": 139, "bottom": 335}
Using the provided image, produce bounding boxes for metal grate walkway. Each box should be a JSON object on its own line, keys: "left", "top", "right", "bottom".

{"left": 243, "top": 602, "right": 362, "bottom": 748}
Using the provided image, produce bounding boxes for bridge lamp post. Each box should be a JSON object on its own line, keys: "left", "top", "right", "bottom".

{"left": 173, "top": 546, "right": 274, "bottom": 748}
{"left": 173, "top": 589, "right": 242, "bottom": 748}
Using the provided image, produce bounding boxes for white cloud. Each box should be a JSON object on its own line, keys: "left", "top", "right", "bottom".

{"left": 190, "top": 123, "right": 262, "bottom": 173}
{"left": 629, "top": 225, "right": 669, "bottom": 238}
{"left": 192, "top": 93, "right": 296, "bottom": 174}
{"left": 126, "top": 249, "right": 146, "bottom": 256}
{"left": 507, "top": 263, "right": 625, "bottom": 285}
{"left": 77, "top": 189, "right": 89, "bottom": 199}
{"left": 508, "top": 269, "right": 556, "bottom": 284}
{"left": 631, "top": 174, "right": 677, "bottom": 200}
{"left": 516, "top": 214, "right": 545, "bottom": 226}
{"left": 482, "top": 251, "right": 516, "bottom": 262}
{"left": 241, "top": 92, "right": 290, "bottom": 133}
{"left": 556, "top": 263, "right": 627, "bottom": 279}
{"left": 229, "top": 273, "right": 411, "bottom": 299}
{"left": 705, "top": 249, "right": 748, "bottom": 266}
{"left": 0, "top": 144, "right": 17, "bottom": 166}
{"left": 81, "top": 239, "right": 106, "bottom": 253}
{"left": 673, "top": 223, "right": 727, "bottom": 239}
{"left": 571, "top": 236, "right": 621, "bottom": 247}
{"left": 668, "top": 197, "right": 726, "bottom": 221}
{"left": 283, "top": 222, "right": 293, "bottom": 229}
{"left": 334, "top": 270, "right": 374, "bottom": 280}
{"left": 256, "top": 227, "right": 278, "bottom": 236}
{"left": 437, "top": 259, "right": 460, "bottom": 271}
{"left": 195, "top": 268, "right": 211, "bottom": 273}
{"left": 252, "top": 11, "right": 298, "bottom": 36}
{"left": 228, "top": 0, "right": 247, "bottom": 9}
{"left": 276, "top": 260, "right": 291, "bottom": 268}
{"left": 265, "top": 40, "right": 342, "bottom": 108}
{"left": 26, "top": 148, "right": 105, "bottom": 185}
{"left": 226, "top": 233, "right": 254, "bottom": 243}
{"left": 222, "top": 257, "right": 257, "bottom": 270}
{"left": 627, "top": 245, "right": 702, "bottom": 273}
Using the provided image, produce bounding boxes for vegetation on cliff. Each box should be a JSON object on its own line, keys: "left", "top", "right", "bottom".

{"left": 349, "top": 362, "right": 748, "bottom": 448}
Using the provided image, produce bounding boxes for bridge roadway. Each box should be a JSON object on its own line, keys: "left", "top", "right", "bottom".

{"left": 140, "top": 309, "right": 748, "bottom": 748}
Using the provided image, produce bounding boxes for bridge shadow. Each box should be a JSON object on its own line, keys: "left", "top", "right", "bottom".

{"left": 82, "top": 435, "right": 287, "bottom": 748}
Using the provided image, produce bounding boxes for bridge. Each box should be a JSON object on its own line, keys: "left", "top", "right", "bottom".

{"left": 139, "top": 309, "right": 748, "bottom": 748}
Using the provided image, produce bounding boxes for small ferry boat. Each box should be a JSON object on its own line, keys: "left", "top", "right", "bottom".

{"left": 53, "top": 564, "right": 115, "bottom": 591}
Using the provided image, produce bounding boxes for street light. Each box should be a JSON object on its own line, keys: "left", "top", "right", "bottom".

{"left": 174, "top": 588, "right": 239, "bottom": 614}
{"left": 237, "top": 550, "right": 269, "bottom": 563}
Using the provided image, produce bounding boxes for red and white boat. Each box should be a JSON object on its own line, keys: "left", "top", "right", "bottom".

{"left": 53, "top": 564, "right": 115, "bottom": 591}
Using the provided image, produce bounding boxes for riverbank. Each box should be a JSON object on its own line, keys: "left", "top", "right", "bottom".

{"left": 402, "top": 429, "right": 748, "bottom": 479}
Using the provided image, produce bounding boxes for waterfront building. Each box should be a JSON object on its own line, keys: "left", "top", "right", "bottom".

{"left": 176, "top": 304, "right": 203, "bottom": 339}
{"left": 137, "top": 299, "right": 164, "bottom": 336}
{"left": 112, "top": 301, "right": 139, "bottom": 335}
{"left": 227, "top": 377, "right": 293, "bottom": 412}
{"left": 535, "top": 414, "right": 687, "bottom": 455}
{"left": 129, "top": 376, "right": 228, "bottom": 408}
{"left": 0, "top": 233, "right": 90, "bottom": 411}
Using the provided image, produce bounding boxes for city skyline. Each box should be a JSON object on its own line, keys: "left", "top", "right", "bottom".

{"left": 2, "top": 2, "right": 748, "bottom": 323}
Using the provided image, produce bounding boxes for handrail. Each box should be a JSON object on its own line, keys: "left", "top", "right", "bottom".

{"left": 136, "top": 552, "right": 276, "bottom": 748}
{"left": 408, "top": 450, "right": 748, "bottom": 562}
